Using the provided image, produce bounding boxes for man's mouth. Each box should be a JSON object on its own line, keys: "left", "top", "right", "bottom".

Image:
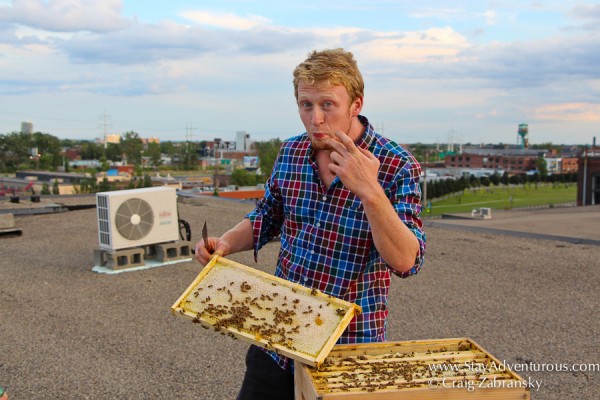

{"left": 312, "top": 133, "right": 329, "bottom": 140}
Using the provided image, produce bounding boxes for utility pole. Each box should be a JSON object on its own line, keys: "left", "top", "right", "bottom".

{"left": 185, "top": 123, "right": 196, "bottom": 171}
{"left": 99, "top": 111, "right": 111, "bottom": 158}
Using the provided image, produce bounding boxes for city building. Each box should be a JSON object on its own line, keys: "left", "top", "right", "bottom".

{"left": 21, "top": 121, "right": 33, "bottom": 134}
{"left": 445, "top": 148, "right": 546, "bottom": 174}
{"left": 577, "top": 145, "right": 600, "bottom": 206}
{"left": 545, "top": 156, "right": 579, "bottom": 175}
{"left": 142, "top": 137, "right": 160, "bottom": 145}
{"left": 236, "top": 131, "right": 252, "bottom": 151}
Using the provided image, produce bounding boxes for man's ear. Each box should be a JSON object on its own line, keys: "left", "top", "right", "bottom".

{"left": 351, "top": 96, "right": 364, "bottom": 117}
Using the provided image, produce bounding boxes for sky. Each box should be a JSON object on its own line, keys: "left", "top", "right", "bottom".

{"left": 1, "top": 0, "right": 599, "bottom": 146}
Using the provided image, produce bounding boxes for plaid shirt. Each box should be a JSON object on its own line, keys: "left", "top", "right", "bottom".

{"left": 246, "top": 115, "right": 426, "bottom": 369}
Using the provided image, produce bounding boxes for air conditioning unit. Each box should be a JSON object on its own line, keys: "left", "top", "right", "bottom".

{"left": 96, "top": 187, "right": 179, "bottom": 251}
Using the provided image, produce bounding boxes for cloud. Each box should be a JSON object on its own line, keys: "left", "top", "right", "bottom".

{"left": 0, "top": 0, "right": 130, "bottom": 33}
{"left": 406, "top": 32, "right": 600, "bottom": 91}
{"left": 529, "top": 102, "right": 600, "bottom": 122}
{"left": 180, "top": 10, "right": 271, "bottom": 30}
{"left": 571, "top": 3, "right": 600, "bottom": 20}
{"left": 567, "top": 3, "right": 600, "bottom": 31}
{"left": 1, "top": 1, "right": 599, "bottom": 122}
{"left": 483, "top": 10, "right": 497, "bottom": 25}
{"left": 56, "top": 21, "right": 317, "bottom": 65}
{"left": 345, "top": 26, "right": 471, "bottom": 72}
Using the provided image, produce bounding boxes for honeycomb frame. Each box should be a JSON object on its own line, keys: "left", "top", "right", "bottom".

{"left": 172, "top": 255, "right": 362, "bottom": 367}
{"left": 295, "top": 338, "right": 531, "bottom": 399}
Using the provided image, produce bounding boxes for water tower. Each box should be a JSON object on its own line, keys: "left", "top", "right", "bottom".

{"left": 517, "top": 123, "right": 529, "bottom": 148}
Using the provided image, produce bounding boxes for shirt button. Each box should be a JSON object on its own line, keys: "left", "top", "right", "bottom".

{"left": 316, "top": 223, "right": 321, "bottom": 228}
{"left": 303, "top": 276, "right": 308, "bottom": 282}
{"left": 322, "top": 196, "right": 327, "bottom": 201}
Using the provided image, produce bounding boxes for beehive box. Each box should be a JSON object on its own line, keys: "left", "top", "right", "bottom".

{"left": 295, "top": 338, "right": 531, "bottom": 400}
{"left": 171, "top": 255, "right": 361, "bottom": 367}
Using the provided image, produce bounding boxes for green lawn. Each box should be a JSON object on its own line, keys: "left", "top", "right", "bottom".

{"left": 424, "top": 183, "right": 577, "bottom": 217}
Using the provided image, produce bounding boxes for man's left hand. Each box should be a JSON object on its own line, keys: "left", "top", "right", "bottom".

{"left": 328, "top": 131, "right": 380, "bottom": 199}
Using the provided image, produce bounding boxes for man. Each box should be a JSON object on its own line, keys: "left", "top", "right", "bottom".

{"left": 195, "top": 48, "right": 426, "bottom": 400}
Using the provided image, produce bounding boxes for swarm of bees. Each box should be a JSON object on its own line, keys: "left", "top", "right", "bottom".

{"left": 175, "top": 261, "right": 359, "bottom": 359}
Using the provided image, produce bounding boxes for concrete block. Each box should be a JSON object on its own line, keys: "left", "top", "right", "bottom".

{"left": 156, "top": 241, "right": 192, "bottom": 262}
{"left": 104, "top": 247, "right": 145, "bottom": 270}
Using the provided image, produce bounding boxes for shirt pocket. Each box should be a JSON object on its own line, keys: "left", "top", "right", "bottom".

{"left": 340, "top": 198, "right": 370, "bottom": 242}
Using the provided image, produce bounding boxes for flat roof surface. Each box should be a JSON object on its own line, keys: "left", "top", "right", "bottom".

{"left": 1, "top": 196, "right": 598, "bottom": 399}
{"left": 431, "top": 204, "right": 600, "bottom": 244}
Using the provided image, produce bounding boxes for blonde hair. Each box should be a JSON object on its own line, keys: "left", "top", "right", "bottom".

{"left": 293, "top": 48, "right": 364, "bottom": 103}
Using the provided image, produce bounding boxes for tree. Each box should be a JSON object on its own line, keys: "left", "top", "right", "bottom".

{"left": 178, "top": 141, "right": 199, "bottom": 171}
{"left": 52, "top": 180, "right": 60, "bottom": 195}
{"left": 41, "top": 182, "right": 51, "bottom": 195}
{"left": 253, "top": 138, "right": 282, "bottom": 180}
{"left": 490, "top": 172, "right": 500, "bottom": 186}
{"left": 142, "top": 174, "right": 153, "bottom": 188}
{"left": 120, "top": 131, "right": 143, "bottom": 166}
{"left": 99, "top": 156, "right": 110, "bottom": 171}
{"left": 80, "top": 141, "right": 103, "bottom": 160}
{"left": 231, "top": 168, "right": 257, "bottom": 187}
{"left": 105, "top": 142, "right": 121, "bottom": 162}
{"left": 509, "top": 174, "right": 523, "bottom": 185}
{"left": 536, "top": 156, "right": 548, "bottom": 178}
{"left": 500, "top": 171, "right": 509, "bottom": 185}
{"left": 98, "top": 176, "right": 111, "bottom": 192}
{"left": 146, "top": 142, "right": 162, "bottom": 168}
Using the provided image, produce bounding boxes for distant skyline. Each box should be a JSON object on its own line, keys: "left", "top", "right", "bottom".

{"left": 1, "top": 0, "right": 599, "bottom": 145}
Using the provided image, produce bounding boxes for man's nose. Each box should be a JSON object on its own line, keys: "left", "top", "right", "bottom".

{"left": 311, "top": 108, "right": 324, "bottom": 125}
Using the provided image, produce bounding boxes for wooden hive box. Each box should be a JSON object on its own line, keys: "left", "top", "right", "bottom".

{"left": 172, "top": 255, "right": 362, "bottom": 367}
{"left": 295, "top": 338, "right": 531, "bottom": 400}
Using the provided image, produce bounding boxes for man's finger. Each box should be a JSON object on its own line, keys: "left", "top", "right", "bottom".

{"left": 334, "top": 131, "right": 358, "bottom": 153}
{"left": 357, "top": 146, "right": 376, "bottom": 160}
{"left": 327, "top": 139, "right": 348, "bottom": 154}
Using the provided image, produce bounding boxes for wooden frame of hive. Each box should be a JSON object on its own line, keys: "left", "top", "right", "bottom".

{"left": 295, "top": 338, "right": 531, "bottom": 399}
{"left": 172, "top": 255, "right": 362, "bottom": 367}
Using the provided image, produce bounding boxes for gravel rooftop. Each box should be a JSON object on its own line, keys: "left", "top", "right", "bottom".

{"left": 0, "top": 195, "right": 598, "bottom": 399}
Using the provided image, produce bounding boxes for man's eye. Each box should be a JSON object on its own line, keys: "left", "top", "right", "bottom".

{"left": 322, "top": 101, "right": 333, "bottom": 108}
{"left": 301, "top": 102, "right": 312, "bottom": 109}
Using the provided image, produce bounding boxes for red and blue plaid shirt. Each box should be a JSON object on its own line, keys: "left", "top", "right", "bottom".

{"left": 246, "top": 116, "right": 426, "bottom": 369}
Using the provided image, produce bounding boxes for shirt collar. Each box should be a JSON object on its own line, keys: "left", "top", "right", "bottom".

{"left": 356, "top": 115, "right": 376, "bottom": 152}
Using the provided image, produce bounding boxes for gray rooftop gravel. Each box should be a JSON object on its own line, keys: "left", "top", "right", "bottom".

{"left": 0, "top": 195, "right": 598, "bottom": 399}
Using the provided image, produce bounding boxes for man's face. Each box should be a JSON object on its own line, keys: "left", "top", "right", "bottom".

{"left": 297, "top": 82, "right": 362, "bottom": 151}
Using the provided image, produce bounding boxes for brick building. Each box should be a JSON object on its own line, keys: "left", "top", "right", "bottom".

{"left": 445, "top": 148, "right": 546, "bottom": 174}
{"left": 577, "top": 148, "right": 600, "bottom": 206}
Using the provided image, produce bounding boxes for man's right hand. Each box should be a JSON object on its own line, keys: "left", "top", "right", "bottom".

{"left": 194, "top": 237, "right": 230, "bottom": 265}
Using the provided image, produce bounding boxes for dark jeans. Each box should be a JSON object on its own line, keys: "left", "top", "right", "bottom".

{"left": 236, "top": 345, "right": 294, "bottom": 400}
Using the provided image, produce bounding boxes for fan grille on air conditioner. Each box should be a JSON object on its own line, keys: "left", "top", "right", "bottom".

{"left": 114, "top": 198, "right": 154, "bottom": 240}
